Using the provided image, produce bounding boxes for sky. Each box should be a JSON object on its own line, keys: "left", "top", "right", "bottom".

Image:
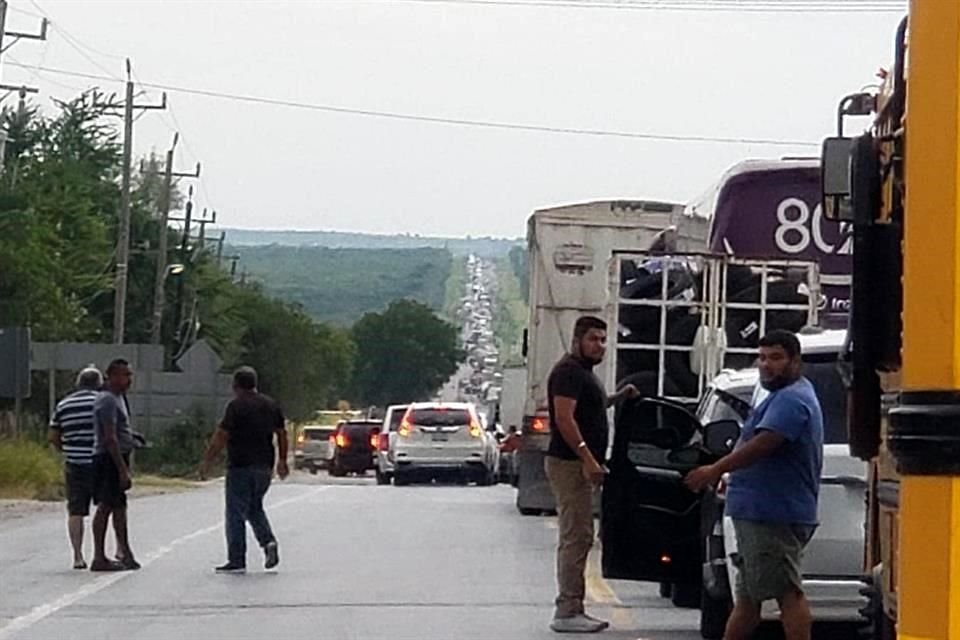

{"left": 0, "top": 0, "right": 905, "bottom": 238}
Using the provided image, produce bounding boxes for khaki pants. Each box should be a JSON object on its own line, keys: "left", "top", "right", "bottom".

{"left": 545, "top": 456, "right": 595, "bottom": 618}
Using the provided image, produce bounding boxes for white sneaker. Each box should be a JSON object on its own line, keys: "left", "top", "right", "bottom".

{"left": 550, "top": 614, "right": 609, "bottom": 633}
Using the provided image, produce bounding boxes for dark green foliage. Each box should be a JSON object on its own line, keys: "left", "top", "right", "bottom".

{"left": 351, "top": 300, "right": 462, "bottom": 406}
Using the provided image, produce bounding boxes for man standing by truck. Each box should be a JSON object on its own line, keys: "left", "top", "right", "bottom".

{"left": 545, "top": 316, "right": 638, "bottom": 634}
{"left": 686, "top": 330, "right": 823, "bottom": 640}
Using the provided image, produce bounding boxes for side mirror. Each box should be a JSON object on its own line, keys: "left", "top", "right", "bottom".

{"left": 702, "top": 419, "right": 741, "bottom": 457}
{"left": 821, "top": 137, "right": 854, "bottom": 222}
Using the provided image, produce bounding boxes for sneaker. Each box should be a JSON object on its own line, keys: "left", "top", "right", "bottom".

{"left": 550, "top": 614, "right": 609, "bottom": 634}
{"left": 264, "top": 542, "right": 279, "bottom": 570}
{"left": 89, "top": 559, "right": 125, "bottom": 573}
{"left": 214, "top": 562, "right": 246, "bottom": 574}
{"left": 581, "top": 613, "right": 610, "bottom": 629}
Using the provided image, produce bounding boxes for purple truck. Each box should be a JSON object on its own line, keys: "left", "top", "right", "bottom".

{"left": 676, "top": 158, "right": 852, "bottom": 322}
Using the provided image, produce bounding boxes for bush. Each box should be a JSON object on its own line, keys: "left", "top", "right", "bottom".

{"left": 136, "top": 411, "right": 216, "bottom": 478}
{"left": 0, "top": 438, "right": 63, "bottom": 500}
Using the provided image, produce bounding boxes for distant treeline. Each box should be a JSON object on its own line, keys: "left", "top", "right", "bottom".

{"left": 233, "top": 245, "right": 454, "bottom": 326}
{"left": 219, "top": 228, "right": 523, "bottom": 259}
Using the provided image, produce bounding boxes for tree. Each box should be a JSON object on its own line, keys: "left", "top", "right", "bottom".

{"left": 351, "top": 299, "right": 462, "bottom": 406}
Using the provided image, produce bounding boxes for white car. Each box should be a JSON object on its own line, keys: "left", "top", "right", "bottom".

{"left": 375, "top": 404, "right": 408, "bottom": 485}
{"left": 393, "top": 402, "right": 498, "bottom": 486}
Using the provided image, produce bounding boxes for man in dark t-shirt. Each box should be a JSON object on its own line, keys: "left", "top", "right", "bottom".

{"left": 200, "top": 366, "right": 289, "bottom": 574}
{"left": 544, "top": 316, "right": 638, "bottom": 634}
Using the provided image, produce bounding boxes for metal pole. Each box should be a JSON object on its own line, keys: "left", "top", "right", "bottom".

{"left": 112, "top": 60, "right": 135, "bottom": 344}
{"left": 173, "top": 187, "right": 194, "bottom": 343}
{"left": 150, "top": 135, "right": 177, "bottom": 345}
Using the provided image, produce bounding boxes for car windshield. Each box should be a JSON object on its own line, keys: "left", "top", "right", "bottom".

{"left": 410, "top": 409, "right": 472, "bottom": 426}
{"left": 303, "top": 427, "right": 334, "bottom": 440}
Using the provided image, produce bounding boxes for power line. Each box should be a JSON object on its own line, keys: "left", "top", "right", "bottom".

{"left": 27, "top": 0, "right": 121, "bottom": 80}
{"left": 6, "top": 62, "right": 818, "bottom": 148}
{"left": 361, "top": 0, "right": 906, "bottom": 12}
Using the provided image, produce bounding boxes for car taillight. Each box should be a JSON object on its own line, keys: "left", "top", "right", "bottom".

{"left": 530, "top": 417, "right": 548, "bottom": 433}
{"left": 296, "top": 433, "right": 305, "bottom": 445}
{"left": 369, "top": 432, "right": 379, "bottom": 449}
{"left": 335, "top": 433, "right": 348, "bottom": 448}
{"left": 398, "top": 418, "right": 413, "bottom": 437}
{"left": 378, "top": 433, "right": 389, "bottom": 451}
{"left": 469, "top": 418, "right": 483, "bottom": 438}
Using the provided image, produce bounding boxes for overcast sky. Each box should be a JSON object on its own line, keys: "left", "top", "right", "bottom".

{"left": 2, "top": 1, "right": 904, "bottom": 238}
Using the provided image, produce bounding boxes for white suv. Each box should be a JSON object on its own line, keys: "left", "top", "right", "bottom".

{"left": 393, "top": 402, "right": 497, "bottom": 486}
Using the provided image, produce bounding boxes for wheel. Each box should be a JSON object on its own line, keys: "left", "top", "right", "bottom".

{"left": 861, "top": 567, "right": 896, "bottom": 640}
{"left": 477, "top": 468, "right": 495, "bottom": 486}
{"left": 375, "top": 470, "right": 389, "bottom": 485}
{"left": 518, "top": 506, "right": 541, "bottom": 516}
{"left": 308, "top": 464, "right": 318, "bottom": 476}
{"left": 329, "top": 461, "right": 346, "bottom": 478}
{"left": 394, "top": 471, "right": 411, "bottom": 486}
{"left": 700, "top": 584, "right": 731, "bottom": 639}
{"left": 659, "top": 582, "right": 672, "bottom": 598}
{"left": 671, "top": 582, "right": 701, "bottom": 609}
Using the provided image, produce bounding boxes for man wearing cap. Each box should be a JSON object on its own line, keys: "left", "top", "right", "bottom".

{"left": 48, "top": 366, "right": 103, "bottom": 570}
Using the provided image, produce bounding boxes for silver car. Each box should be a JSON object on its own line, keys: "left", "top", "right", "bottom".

{"left": 375, "top": 404, "right": 408, "bottom": 485}
{"left": 701, "top": 329, "right": 867, "bottom": 637}
{"left": 393, "top": 402, "right": 497, "bottom": 486}
{"left": 293, "top": 424, "right": 335, "bottom": 474}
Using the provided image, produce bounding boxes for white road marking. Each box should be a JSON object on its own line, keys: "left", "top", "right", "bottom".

{"left": 0, "top": 486, "right": 328, "bottom": 640}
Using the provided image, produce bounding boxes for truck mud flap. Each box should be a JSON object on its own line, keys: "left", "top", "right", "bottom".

{"left": 516, "top": 449, "right": 556, "bottom": 513}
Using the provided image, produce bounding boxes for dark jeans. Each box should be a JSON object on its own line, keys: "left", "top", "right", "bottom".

{"left": 225, "top": 465, "right": 276, "bottom": 566}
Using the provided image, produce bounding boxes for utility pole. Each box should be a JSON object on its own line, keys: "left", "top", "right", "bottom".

{"left": 112, "top": 59, "right": 166, "bottom": 344}
{"left": 148, "top": 134, "right": 200, "bottom": 345}
{"left": 0, "top": 2, "right": 45, "bottom": 168}
{"left": 216, "top": 231, "right": 226, "bottom": 266}
{"left": 171, "top": 187, "right": 196, "bottom": 347}
{"left": 196, "top": 209, "right": 216, "bottom": 251}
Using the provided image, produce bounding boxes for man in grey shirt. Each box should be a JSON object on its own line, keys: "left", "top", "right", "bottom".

{"left": 90, "top": 358, "right": 139, "bottom": 572}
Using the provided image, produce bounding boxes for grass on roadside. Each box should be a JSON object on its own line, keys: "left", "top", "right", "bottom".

{"left": 0, "top": 438, "right": 63, "bottom": 501}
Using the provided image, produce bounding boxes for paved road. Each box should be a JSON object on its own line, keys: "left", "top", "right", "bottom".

{"left": 0, "top": 472, "right": 702, "bottom": 640}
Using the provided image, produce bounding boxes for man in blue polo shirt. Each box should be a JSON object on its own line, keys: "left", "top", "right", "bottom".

{"left": 686, "top": 329, "right": 823, "bottom": 640}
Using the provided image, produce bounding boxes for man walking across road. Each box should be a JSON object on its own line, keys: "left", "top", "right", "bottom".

{"left": 91, "top": 358, "right": 140, "bottom": 572}
{"left": 686, "top": 329, "right": 824, "bottom": 640}
{"left": 545, "top": 316, "right": 638, "bottom": 634}
{"left": 200, "top": 366, "right": 289, "bottom": 574}
{"left": 48, "top": 366, "right": 103, "bottom": 570}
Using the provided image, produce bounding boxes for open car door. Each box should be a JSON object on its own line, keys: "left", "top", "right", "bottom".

{"left": 602, "top": 397, "right": 727, "bottom": 585}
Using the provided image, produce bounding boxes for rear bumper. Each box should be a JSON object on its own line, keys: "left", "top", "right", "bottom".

{"left": 395, "top": 458, "right": 488, "bottom": 470}
{"left": 761, "top": 579, "right": 866, "bottom": 621}
{"left": 294, "top": 452, "right": 331, "bottom": 468}
{"left": 334, "top": 452, "right": 375, "bottom": 470}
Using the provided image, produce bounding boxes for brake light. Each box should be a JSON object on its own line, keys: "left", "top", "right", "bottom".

{"left": 531, "top": 417, "right": 548, "bottom": 433}
{"left": 469, "top": 417, "right": 483, "bottom": 438}
{"left": 660, "top": 554, "right": 672, "bottom": 565}
{"left": 378, "top": 433, "right": 389, "bottom": 451}
{"left": 297, "top": 433, "right": 305, "bottom": 445}
{"left": 328, "top": 434, "right": 336, "bottom": 447}
{"left": 369, "top": 432, "right": 379, "bottom": 449}
{"left": 335, "top": 433, "right": 348, "bottom": 448}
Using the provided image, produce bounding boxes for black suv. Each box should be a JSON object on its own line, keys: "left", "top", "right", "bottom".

{"left": 330, "top": 420, "right": 380, "bottom": 477}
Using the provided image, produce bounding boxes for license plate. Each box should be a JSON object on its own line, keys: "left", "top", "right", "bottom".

{"left": 432, "top": 435, "right": 448, "bottom": 442}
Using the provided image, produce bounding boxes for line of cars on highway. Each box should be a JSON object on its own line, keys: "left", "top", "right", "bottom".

{"left": 293, "top": 401, "right": 505, "bottom": 486}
